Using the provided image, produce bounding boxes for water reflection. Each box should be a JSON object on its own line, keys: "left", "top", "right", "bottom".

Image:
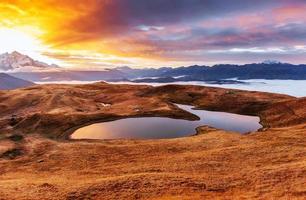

{"left": 71, "top": 104, "right": 262, "bottom": 139}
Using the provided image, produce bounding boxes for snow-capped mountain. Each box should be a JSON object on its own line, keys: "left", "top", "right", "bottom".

{"left": 0, "top": 51, "right": 58, "bottom": 72}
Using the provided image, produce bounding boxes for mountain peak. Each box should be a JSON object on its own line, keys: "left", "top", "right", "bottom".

{"left": 0, "top": 51, "right": 59, "bottom": 72}
{"left": 262, "top": 60, "right": 282, "bottom": 65}
{"left": 11, "top": 51, "right": 22, "bottom": 56}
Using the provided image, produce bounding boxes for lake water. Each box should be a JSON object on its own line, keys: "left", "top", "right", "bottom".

{"left": 71, "top": 104, "right": 262, "bottom": 140}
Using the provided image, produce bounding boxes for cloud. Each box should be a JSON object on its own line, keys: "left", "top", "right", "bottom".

{"left": 1, "top": 0, "right": 306, "bottom": 66}
{"left": 49, "top": 0, "right": 280, "bottom": 43}
{"left": 208, "top": 47, "right": 287, "bottom": 54}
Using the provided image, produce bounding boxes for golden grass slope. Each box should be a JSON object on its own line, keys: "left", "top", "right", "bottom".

{"left": 0, "top": 83, "right": 305, "bottom": 199}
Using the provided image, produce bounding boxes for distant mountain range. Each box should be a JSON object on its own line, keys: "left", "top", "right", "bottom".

{"left": 0, "top": 51, "right": 58, "bottom": 72}
{"left": 0, "top": 73, "right": 35, "bottom": 90}
{"left": 116, "top": 63, "right": 306, "bottom": 82}
{"left": 10, "top": 62, "right": 306, "bottom": 83}
{"left": 1, "top": 52, "right": 306, "bottom": 83}
{"left": 10, "top": 70, "right": 127, "bottom": 82}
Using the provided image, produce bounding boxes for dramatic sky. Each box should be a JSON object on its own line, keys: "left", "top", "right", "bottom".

{"left": 1, "top": 0, "right": 306, "bottom": 68}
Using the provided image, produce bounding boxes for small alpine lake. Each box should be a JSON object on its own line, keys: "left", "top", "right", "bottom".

{"left": 71, "top": 104, "right": 262, "bottom": 140}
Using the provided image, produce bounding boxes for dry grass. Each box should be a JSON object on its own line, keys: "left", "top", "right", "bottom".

{"left": 0, "top": 83, "right": 305, "bottom": 199}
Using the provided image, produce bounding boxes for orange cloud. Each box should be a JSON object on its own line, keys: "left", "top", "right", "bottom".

{"left": 1, "top": 0, "right": 306, "bottom": 68}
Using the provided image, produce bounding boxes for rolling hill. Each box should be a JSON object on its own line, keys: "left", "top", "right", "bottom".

{"left": 0, "top": 73, "right": 35, "bottom": 90}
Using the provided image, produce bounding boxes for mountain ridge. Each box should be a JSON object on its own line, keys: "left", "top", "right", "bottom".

{"left": 0, "top": 73, "right": 35, "bottom": 90}
{"left": 114, "top": 62, "right": 306, "bottom": 81}
{"left": 1, "top": 52, "right": 305, "bottom": 81}
{"left": 0, "top": 51, "right": 58, "bottom": 72}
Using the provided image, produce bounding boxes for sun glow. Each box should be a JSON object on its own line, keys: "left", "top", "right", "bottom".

{"left": 0, "top": 28, "right": 42, "bottom": 53}
{"left": 0, "top": 28, "right": 60, "bottom": 64}
{"left": 0, "top": 1, "right": 306, "bottom": 68}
